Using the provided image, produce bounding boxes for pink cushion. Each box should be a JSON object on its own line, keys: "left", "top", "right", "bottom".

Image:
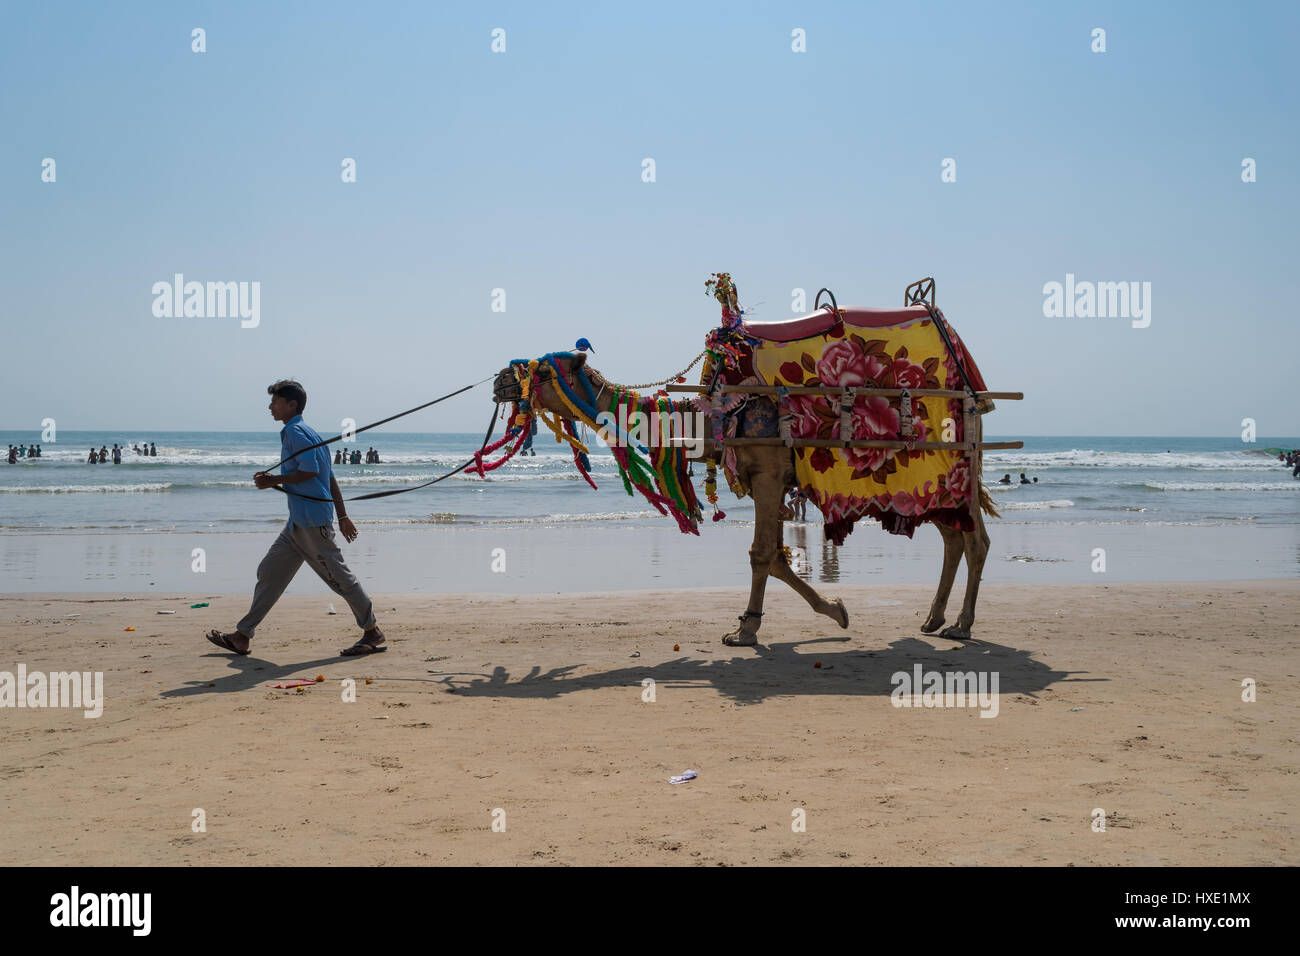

{"left": 741, "top": 306, "right": 933, "bottom": 342}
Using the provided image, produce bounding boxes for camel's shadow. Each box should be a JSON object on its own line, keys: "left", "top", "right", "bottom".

{"left": 444, "top": 632, "right": 1096, "bottom": 706}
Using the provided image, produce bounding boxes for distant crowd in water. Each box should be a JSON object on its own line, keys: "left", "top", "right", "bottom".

{"left": 335, "top": 446, "right": 381, "bottom": 465}
{"left": 85, "top": 442, "right": 157, "bottom": 463}
{"left": 7, "top": 444, "right": 42, "bottom": 463}
{"left": 1280, "top": 450, "right": 1300, "bottom": 478}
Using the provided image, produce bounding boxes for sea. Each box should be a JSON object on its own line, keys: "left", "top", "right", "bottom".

{"left": 2, "top": 431, "right": 1298, "bottom": 593}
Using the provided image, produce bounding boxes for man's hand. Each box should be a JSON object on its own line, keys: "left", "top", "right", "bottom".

{"left": 253, "top": 471, "right": 277, "bottom": 490}
{"left": 339, "top": 516, "right": 358, "bottom": 543}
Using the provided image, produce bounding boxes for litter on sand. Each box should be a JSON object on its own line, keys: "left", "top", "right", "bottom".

{"left": 157, "top": 610, "right": 176, "bottom": 615}
{"left": 669, "top": 770, "right": 698, "bottom": 785}
{"left": 327, "top": 603, "right": 337, "bottom": 615}
{"left": 190, "top": 603, "right": 209, "bottom": 609}
{"left": 270, "top": 679, "right": 318, "bottom": 689}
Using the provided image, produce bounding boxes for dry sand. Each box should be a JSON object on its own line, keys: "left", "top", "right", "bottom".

{"left": 1, "top": 581, "right": 1295, "bottom": 866}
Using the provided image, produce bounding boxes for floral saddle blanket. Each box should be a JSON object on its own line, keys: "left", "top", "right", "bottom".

{"left": 699, "top": 305, "right": 989, "bottom": 544}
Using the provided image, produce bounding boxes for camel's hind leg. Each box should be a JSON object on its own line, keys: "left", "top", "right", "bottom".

{"left": 940, "top": 508, "right": 991, "bottom": 641}
{"left": 922, "top": 521, "right": 966, "bottom": 634}
{"left": 768, "top": 546, "right": 849, "bottom": 629}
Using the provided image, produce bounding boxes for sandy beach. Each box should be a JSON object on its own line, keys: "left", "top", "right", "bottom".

{"left": 1, "top": 580, "right": 1295, "bottom": 866}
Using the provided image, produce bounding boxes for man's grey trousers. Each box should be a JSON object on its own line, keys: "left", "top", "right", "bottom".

{"left": 237, "top": 521, "right": 377, "bottom": 638}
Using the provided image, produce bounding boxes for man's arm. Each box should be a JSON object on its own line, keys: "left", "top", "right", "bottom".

{"left": 331, "top": 475, "right": 359, "bottom": 542}
{"left": 254, "top": 469, "right": 317, "bottom": 488}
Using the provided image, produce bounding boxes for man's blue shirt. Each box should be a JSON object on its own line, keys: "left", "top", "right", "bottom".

{"left": 279, "top": 414, "right": 334, "bottom": 528}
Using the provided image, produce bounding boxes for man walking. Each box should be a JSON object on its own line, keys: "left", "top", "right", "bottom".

{"left": 206, "top": 379, "right": 386, "bottom": 657}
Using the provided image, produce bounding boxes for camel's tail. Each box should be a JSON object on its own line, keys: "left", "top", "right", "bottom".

{"left": 979, "top": 482, "right": 1000, "bottom": 519}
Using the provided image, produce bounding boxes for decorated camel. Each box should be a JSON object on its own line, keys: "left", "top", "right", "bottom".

{"left": 485, "top": 274, "right": 1019, "bottom": 646}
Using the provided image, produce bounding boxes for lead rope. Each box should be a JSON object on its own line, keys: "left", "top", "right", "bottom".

{"left": 277, "top": 400, "right": 500, "bottom": 503}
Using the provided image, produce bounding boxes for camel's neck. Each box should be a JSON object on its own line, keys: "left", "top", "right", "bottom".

{"left": 538, "top": 363, "right": 692, "bottom": 427}
{"left": 579, "top": 367, "right": 617, "bottom": 420}
{"left": 579, "top": 368, "right": 693, "bottom": 418}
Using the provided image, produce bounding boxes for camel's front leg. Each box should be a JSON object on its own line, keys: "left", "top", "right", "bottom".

{"left": 723, "top": 470, "right": 786, "bottom": 647}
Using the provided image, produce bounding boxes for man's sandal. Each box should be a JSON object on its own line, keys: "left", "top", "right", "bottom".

{"left": 206, "top": 629, "right": 251, "bottom": 655}
{"left": 341, "top": 629, "right": 386, "bottom": 657}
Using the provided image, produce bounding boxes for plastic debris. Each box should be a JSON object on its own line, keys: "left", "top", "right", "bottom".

{"left": 157, "top": 610, "right": 176, "bottom": 615}
{"left": 190, "top": 603, "right": 209, "bottom": 609}
{"left": 670, "top": 770, "right": 698, "bottom": 785}
{"left": 124, "top": 627, "right": 135, "bottom": 631}
{"left": 327, "top": 603, "right": 337, "bottom": 615}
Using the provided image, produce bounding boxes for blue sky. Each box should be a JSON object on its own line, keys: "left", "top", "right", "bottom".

{"left": 2, "top": 0, "right": 1297, "bottom": 437}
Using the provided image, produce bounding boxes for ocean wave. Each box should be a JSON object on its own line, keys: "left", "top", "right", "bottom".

{"left": 997, "top": 499, "right": 1075, "bottom": 511}
{"left": 1141, "top": 481, "right": 1300, "bottom": 492}
{"left": 259, "top": 509, "right": 676, "bottom": 526}
{"left": 983, "top": 450, "right": 1279, "bottom": 470}
{"left": 0, "top": 483, "right": 173, "bottom": 494}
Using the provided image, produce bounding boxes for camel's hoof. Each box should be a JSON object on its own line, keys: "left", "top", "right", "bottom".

{"left": 832, "top": 599, "right": 849, "bottom": 629}
{"left": 920, "top": 614, "right": 944, "bottom": 634}
{"left": 723, "top": 630, "right": 759, "bottom": 647}
{"left": 939, "top": 624, "right": 972, "bottom": 641}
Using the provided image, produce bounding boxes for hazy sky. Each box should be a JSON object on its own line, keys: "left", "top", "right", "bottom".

{"left": 3, "top": 1, "right": 1297, "bottom": 437}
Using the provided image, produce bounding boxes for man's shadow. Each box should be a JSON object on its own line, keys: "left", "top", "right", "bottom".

{"left": 161, "top": 651, "right": 356, "bottom": 697}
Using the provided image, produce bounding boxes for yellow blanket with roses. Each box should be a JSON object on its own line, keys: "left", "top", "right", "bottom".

{"left": 704, "top": 311, "right": 988, "bottom": 545}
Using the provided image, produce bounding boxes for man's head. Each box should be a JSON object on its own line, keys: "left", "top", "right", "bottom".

{"left": 267, "top": 379, "right": 307, "bottom": 422}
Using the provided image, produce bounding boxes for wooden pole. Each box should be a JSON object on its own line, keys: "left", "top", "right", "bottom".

{"left": 720, "top": 438, "right": 1022, "bottom": 451}
{"left": 664, "top": 384, "right": 1024, "bottom": 401}
{"left": 964, "top": 394, "right": 979, "bottom": 523}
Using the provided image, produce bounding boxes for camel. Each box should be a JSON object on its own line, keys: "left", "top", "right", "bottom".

{"left": 492, "top": 350, "right": 999, "bottom": 647}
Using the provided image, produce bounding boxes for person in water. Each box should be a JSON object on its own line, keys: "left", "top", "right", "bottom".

{"left": 998, "top": 474, "right": 1012, "bottom": 485}
{"left": 1019, "top": 472, "right": 1030, "bottom": 484}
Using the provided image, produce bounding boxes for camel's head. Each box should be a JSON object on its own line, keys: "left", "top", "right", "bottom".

{"left": 493, "top": 352, "right": 592, "bottom": 418}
